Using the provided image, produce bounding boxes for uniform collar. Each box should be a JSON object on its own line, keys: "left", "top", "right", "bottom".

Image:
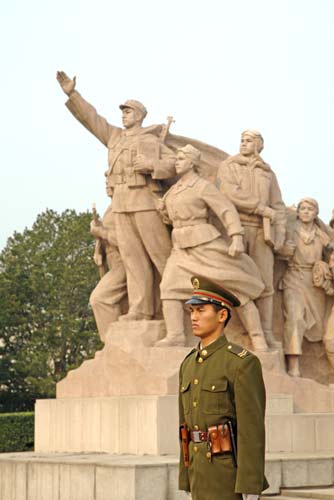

{"left": 122, "top": 124, "right": 162, "bottom": 137}
{"left": 196, "top": 335, "right": 228, "bottom": 361}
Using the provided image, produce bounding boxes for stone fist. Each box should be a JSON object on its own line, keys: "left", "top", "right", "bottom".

{"left": 133, "top": 154, "right": 153, "bottom": 174}
{"left": 228, "top": 234, "right": 244, "bottom": 257}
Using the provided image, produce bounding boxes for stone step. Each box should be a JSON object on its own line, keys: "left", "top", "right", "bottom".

{"left": 0, "top": 451, "right": 333, "bottom": 499}
{"left": 265, "top": 413, "right": 334, "bottom": 453}
{"left": 262, "top": 497, "right": 310, "bottom": 500}
{"left": 263, "top": 488, "right": 334, "bottom": 499}
{"left": 281, "top": 488, "right": 334, "bottom": 499}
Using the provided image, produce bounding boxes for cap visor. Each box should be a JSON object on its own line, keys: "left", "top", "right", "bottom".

{"left": 185, "top": 297, "right": 211, "bottom": 305}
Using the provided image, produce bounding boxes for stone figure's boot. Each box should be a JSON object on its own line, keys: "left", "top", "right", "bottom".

{"left": 256, "top": 296, "right": 281, "bottom": 348}
{"left": 323, "top": 335, "right": 334, "bottom": 371}
{"left": 155, "top": 300, "right": 186, "bottom": 347}
{"left": 90, "top": 299, "right": 122, "bottom": 342}
{"left": 237, "top": 302, "right": 269, "bottom": 352}
{"left": 326, "top": 352, "right": 334, "bottom": 371}
{"left": 119, "top": 311, "right": 153, "bottom": 321}
{"left": 286, "top": 354, "right": 301, "bottom": 377}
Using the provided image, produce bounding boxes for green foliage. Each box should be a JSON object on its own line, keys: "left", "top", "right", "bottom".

{"left": 0, "top": 209, "right": 102, "bottom": 412}
{"left": 0, "top": 412, "right": 34, "bottom": 452}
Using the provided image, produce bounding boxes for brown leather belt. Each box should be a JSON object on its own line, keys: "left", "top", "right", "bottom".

{"left": 190, "top": 425, "right": 233, "bottom": 453}
{"left": 190, "top": 430, "right": 209, "bottom": 443}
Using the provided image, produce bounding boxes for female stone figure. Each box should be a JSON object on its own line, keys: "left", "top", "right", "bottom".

{"left": 281, "top": 198, "right": 332, "bottom": 377}
{"left": 156, "top": 144, "right": 269, "bottom": 351}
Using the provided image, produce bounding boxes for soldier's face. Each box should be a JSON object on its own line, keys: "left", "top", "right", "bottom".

{"left": 240, "top": 134, "right": 257, "bottom": 156}
{"left": 175, "top": 152, "right": 193, "bottom": 175}
{"left": 298, "top": 202, "right": 317, "bottom": 223}
{"left": 189, "top": 304, "right": 227, "bottom": 342}
{"left": 122, "top": 107, "right": 141, "bottom": 129}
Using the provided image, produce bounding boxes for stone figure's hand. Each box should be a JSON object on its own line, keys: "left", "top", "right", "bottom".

{"left": 56, "top": 71, "right": 76, "bottom": 96}
{"left": 255, "top": 204, "right": 276, "bottom": 223}
{"left": 274, "top": 228, "right": 286, "bottom": 252}
{"left": 133, "top": 154, "right": 154, "bottom": 174}
{"left": 90, "top": 220, "right": 107, "bottom": 240}
{"left": 228, "top": 235, "right": 244, "bottom": 257}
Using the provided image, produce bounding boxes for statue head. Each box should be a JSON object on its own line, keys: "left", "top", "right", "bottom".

{"left": 176, "top": 144, "right": 201, "bottom": 175}
{"left": 240, "top": 129, "right": 264, "bottom": 156}
{"left": 119, "top": 99, "right": 147, "bottom": 128}
{"left": 297, "top": 197, "right": 319, "bottom": 223}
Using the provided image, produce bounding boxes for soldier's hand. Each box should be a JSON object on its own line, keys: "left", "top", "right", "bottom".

{"left": 228, "top": 234, "right": 244, "bottom": 257}
{"left": 133, "top": 154, "right": 153, "bottom": 174}
{"left": 56, "top": 71, "right": 76, "bottom": 96}
{"left": 274, "top": 229, "right": 286, "bottom": 252}
{"left": 90, "top": 220, "right": 107, "bottom": 240}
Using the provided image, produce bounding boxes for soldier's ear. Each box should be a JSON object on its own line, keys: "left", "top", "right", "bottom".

{"left": 218, "top": 308, "right": 228, "bottom": 324}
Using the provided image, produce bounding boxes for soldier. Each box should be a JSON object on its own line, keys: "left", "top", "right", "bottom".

{"left": 89, "top": 174, "right": 128, "bottom": 342}
{"left": 56, "top": 71, "right": 176, "bottom": 321}
{"left": 179, "top": 276, "right": 268, "bottom": 500}
{"left": 217, "top": 130, "right": 286, "bottom": 348}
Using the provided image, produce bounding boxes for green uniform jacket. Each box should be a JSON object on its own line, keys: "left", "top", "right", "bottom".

{"left": 179, "top": 335, "right": 268, "bottom": 500}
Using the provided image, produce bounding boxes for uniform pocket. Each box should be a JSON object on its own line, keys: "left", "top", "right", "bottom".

{"left": 200, "top": 377, "right": 230, "bottom": 415}
{"left": 180, "top": 379, "right": 191, "bottom": 415}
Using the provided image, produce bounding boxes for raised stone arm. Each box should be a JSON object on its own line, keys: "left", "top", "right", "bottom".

{"left": 56, "top": 71, "right": 76, "bottom": 97}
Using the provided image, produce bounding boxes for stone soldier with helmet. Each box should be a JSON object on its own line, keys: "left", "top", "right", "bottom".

{"left": 179, "top": 276, "right": 268, "bottom": 500}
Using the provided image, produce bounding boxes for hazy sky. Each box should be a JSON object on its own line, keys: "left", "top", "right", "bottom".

{"left": 1, "top": 0, "right": 333, "bottom": 249}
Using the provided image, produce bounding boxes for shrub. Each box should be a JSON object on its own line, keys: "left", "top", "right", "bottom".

{"left": 0, "top": 412, "right": 34, "bottom": 452}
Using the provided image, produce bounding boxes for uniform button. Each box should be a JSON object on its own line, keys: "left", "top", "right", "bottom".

{"left": 193, "top": 446, "right": 198, "bottom": 453}
{"left": 193, "top": 401, "right": 197, "bottom": 408}
{"left": 206, "top": 452, "right": 211, "bottom": 459}
{"left": 198, "top": 357, "right": 203, "bottom": 364}
{"left": 201, "top": 349, "right": 208, "bottom": 356}
{"left": 194, "top": 379, "right": 199, "bottom": 385}
{"left": 181, "top": 386, "right": 185, "bottom": 391}
{"left": 194, "top": 425, "right": 199, "bottom": 430}
{"left": 228, "top": 345, "right": 232, "bottom": 350}
{"left": 211, "top": 385, "right": 215, "bottom": 391}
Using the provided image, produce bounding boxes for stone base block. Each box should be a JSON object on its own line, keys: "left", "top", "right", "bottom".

{"left": 1, "top": 452, "right": 333, "bottom": 500}
{"left": 36, "top": 394, "right": 334, "bottom": 455}
{"left": 35, "top": 395, "right": 178, "bottom": 455}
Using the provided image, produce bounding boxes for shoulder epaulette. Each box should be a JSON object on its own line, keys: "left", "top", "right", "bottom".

{"left": 183, "top": 348, "right": 196, "bottom": 362}
{"left": 226, "top": 343, "right": 250, "bottom": 359}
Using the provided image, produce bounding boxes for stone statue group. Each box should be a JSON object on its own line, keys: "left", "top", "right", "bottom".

{"left": 57, "top": 71, "right": 334, "bottom": 379}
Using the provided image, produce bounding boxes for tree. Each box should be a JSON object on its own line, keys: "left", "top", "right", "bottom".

{"left": 0, "top": 209, "right": 102, "bottom": 412}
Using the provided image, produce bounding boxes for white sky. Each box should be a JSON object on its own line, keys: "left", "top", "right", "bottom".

{"left": 1, "top": 0, "right": 334, "bottom": 249}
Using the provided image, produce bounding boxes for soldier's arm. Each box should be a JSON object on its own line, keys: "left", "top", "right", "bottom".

{"left": 57, "top": 71, "right": 121, "bottom": 147}
{"left": 151, "top": 142, "right": 177, "bottom": 179}
{"left": 269, "top": 171, "right": 287, "bottom": 250}
{"left": 269, "top": 171, "right": 286, "bottom": 228}
{"left": 66, "top": 91, "right": 122, "bottom": 147}
{"left": 202, "top": 182, "right": 244, "bottom": 238}
{"left": 234, "top": 355, "right": 268, "bottom": 495}
{"left": 178, "top": 365, "right": 191, "bottom": 492}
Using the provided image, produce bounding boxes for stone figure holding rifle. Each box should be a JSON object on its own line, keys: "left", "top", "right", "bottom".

{"left": 217, "top": 130, "right": 286, "bottom": 348}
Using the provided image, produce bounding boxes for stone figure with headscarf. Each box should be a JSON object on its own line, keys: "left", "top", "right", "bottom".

{"left": 216, "top": 130, "right": 287, "bottom": 349}
{"left": 280, "top": 197, "right": 333, "bottom": 376}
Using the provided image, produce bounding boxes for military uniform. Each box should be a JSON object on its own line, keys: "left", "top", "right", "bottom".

{"left": 179, "top": 278, "right": 268, "bottom": 500}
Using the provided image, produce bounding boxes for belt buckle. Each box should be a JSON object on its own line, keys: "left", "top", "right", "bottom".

{"left": 192, "top": 430, "right": 201, "bottom": 443}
